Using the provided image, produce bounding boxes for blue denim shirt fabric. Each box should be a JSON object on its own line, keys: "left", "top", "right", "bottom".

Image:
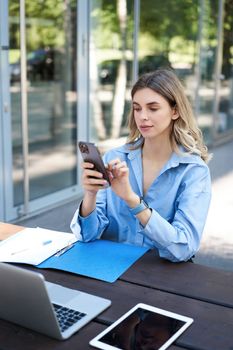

{"left": 70, "top": 144, "right": 211, "bottom": 262}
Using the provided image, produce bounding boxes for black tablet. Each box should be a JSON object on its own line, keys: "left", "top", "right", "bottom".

{"left": 90, "top": 303, "right": 193, "bottom": 350}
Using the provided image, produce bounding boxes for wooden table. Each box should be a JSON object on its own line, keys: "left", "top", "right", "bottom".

{"left": 0, "top": 223, "right": 233, "bottom": 350}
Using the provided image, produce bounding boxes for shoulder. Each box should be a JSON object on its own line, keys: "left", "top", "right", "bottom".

{"left": 173, "top": 147, "right": 210, "bottom": 173}
{"left": 181, "top": 153, "right": 210, "bottom": 176}
{"left": 167, "top": 148, "right": 211, "bottom": 191}
{"left": 178, "top": 153, "right": 211, "bottom": 192}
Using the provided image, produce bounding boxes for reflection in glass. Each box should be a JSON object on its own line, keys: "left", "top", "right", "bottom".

{"left": 217, "top": 0, "right": 233, "bottom": 135}
{"left": 196, "top": 0, "right": 218, "bottom": 143}
{"left": 139, "top": 0, "right": 213, "bottom": 144}
{"left": 89, "top": 0, "right": 134, "bottom": 152}
{"left": 10, "top": 0, "right": 77, "bottom": 205}
{"left": 9, "top": 1, "right": 23, "bottom": 205}
{"left": 100, "top": 307, "right": 186, "bottom": 349}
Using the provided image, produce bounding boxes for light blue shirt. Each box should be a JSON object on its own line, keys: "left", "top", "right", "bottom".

{"left": 70, "top": 143, "right": 211, "bottom": 262}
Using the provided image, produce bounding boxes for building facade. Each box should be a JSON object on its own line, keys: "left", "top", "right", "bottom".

{"left": 0, "top": 0, "right": 233, "bottom": 222}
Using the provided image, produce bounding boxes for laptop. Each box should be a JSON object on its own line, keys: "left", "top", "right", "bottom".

{"left": 0, "top": 263, "right": 111, "bottom": 340}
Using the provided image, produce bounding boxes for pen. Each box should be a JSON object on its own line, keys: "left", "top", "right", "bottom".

{"left": 11, "top": 240, "right": 53, "bottom": 255}
{"left": 55, "top": 242, "right": 75, "bottom": 257}
{"left": 43, "top": 240, "right": 52, "bottom": 245}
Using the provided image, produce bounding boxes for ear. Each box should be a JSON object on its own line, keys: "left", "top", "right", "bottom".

{"left": 171, "top": 106, "right": 179, "bottom": 120}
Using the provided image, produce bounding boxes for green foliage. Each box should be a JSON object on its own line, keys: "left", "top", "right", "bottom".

{"left": 90, "top": 0, "right": 134, "bottom": 50}
{"left": 9, "top": 0, "right": 76, "bottom": 51}
{"left": 9, "top": 49, "right": 20, "bottom": 64}
{"left": 8, "top": 0, "right": 233, "bottom": 74}
{"left": 140, "top": 0, "right": 198, "bottom": 41}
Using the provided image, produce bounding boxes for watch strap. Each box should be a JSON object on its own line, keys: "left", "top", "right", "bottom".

{"left": 129, "top": 197, "right": 149, "bottom": 215}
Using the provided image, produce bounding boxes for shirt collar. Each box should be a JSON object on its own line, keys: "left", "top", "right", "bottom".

{"left": 117, "top": 142, "right": 204, "bottom": 195}
{"left": 119, "top": 143, "right": 204, "bottom": 168}
{"left": 118, "top": 139, "right": 142, "bottom": 160}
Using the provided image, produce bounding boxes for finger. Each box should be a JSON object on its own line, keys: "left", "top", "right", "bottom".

{"left": 83, "top": 177, "right": 103, "bottom": 187}
{"left": 108, "top": 158, "right": 121, "bottom": 166}
{"left": 112, "top": 161, "right": 127, "bottom": 170}
{"left": 83, "top": 169, "right": 103, "bottom": 179}
{"left": 107, "top": 158, "right": 121, "bottom": 171}
{"left": 82, "top": 162, "right": 94, "bottom": 169}
{"left": 83, "top": 177, "right": 108, "bottom": 187}
{"left": 114, "top": 167, "right": 129, "bottom": 178}
{"left": 111, "top": 161, "right": 128, "bottom": 177}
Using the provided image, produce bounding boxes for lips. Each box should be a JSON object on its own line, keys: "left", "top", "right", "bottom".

{"left": 139, "top": 125, "right": 153, "bottom": 132}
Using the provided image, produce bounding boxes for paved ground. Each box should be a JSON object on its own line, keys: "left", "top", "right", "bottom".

{"left": 194, "top": 140, "right": 233, "bottom": 271}
{"left": 16, "top": 139, "right": 233, "bottom": 272}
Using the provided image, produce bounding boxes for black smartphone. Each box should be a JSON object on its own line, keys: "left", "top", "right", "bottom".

{"left": 78, "top": 141, "right": 110, "bottom": 185}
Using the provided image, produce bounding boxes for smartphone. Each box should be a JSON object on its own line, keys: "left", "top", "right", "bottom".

{"left": 78, "top": 141, "right": 110, "bottom": 185}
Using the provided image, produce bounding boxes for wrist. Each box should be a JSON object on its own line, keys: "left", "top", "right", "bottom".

{"left": 128, "top": 197, "right": 150, "bottom": 216}
{"left": 125, "top": 193, "right": 140, "bottom": 208}
{"left": 81, "top": 191, "right": 97, "bottom": 217}
{"left": 84, "top": 190, "right": 97, "bottom": 199}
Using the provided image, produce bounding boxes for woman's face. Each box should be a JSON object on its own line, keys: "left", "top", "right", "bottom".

{"left": 132, "top": 87, "right": 178, "bottom": 141}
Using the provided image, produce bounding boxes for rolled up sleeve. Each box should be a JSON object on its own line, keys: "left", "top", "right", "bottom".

{"left": 70, "top": 189, "right": 109, "bottom": 242}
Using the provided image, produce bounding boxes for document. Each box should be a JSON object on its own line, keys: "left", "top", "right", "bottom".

{"left": 0, "top": 228, "right": 148, "bottom": 283}
{"left": 0, "top": 227, "right": 77, "bottom": 265}
{"left": 38, "top": 240, "right": 149, "bottom": 283}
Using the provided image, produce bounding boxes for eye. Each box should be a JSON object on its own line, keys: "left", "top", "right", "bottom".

{"left": 133, "top": 107, "right": 141, "bottom": 112}
{"left": 149, "top": 107, "right": 158, "bottom": 112}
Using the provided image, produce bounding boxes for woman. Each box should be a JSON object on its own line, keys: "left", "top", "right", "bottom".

{"left": 71, "top": 68, "right": 211, "bottom": 262}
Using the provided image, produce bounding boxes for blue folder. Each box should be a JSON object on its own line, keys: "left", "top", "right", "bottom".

{"left": 37, "top": 240, "right": 148, "bottom": 283}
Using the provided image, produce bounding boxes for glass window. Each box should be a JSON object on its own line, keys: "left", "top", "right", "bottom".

{"left": 216, "top": 0, "right": 233, "bottom": 136}
{"left": 139, "top": 0, "right": 198, "bottom": 97}
{"left": 9, "top": 0, "right": 78, "bottom": 205}
{"left": 9, "top": 1, "right": 23, "bottom": 205}
{"left": 89, "top": 0, "right": 134, "bottom": 153}
{"left": 197, "top": 0, "right": 218, "bottom": 143}
{"left": 139, "top": 0, "right": 215, "bottom": 143}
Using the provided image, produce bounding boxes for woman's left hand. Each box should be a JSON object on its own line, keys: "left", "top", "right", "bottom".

{"left": 107, "top": 159, "right": 151, "bottom": 225}
{"left": 107, "top": 158, "right": 134, "bottom": 201}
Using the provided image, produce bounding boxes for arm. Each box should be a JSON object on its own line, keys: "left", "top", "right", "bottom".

{"left": 70, "top": 161, "right": 109, "bottom": 241}
{"left": 70, "top": 156, "right": 142, "bottom": 242}
{"left": 106, "top": 158, "right": 153, "bottom": 225}
{"left": 70, "top": 187, "right": 109, "bottom": 241}
{"left": 142, "top": 165, "right": 211, "bottom": 262}
{"left": 80, "top": 161, "right": 108, "bottom": 217}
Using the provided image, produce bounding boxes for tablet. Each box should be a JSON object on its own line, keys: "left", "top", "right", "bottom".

{"left": 90, "top": 303, "right": 193, "bottom": 350}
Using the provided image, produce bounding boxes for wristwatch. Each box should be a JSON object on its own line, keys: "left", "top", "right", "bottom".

{"left": 129, "top": 197, "right": 149, "bottom": 215}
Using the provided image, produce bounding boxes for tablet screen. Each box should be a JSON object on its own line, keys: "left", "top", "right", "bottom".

{"left": 90, "top": 303, "right": 193, "bottom": 350}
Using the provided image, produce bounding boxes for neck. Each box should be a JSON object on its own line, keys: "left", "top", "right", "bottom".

{"left": 142, "top": 137, "right": 173, "bottom": 161}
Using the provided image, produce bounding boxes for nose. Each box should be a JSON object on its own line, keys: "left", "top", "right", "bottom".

{"left": 139, "top": 109, "right": 149, "bottom": 120}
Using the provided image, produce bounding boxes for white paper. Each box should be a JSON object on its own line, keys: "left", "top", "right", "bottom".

{"left": 0, "top": 227, "right": 77, "bottom": 265}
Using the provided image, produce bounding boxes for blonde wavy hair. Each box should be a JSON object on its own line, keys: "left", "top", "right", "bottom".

{"left": 127, "top": 68, "right": 211, "bottom": 163}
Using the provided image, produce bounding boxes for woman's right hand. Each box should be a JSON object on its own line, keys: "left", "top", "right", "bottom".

{"left": 82, "top": 162, "right": 108, "bottom": 195}
{"left": 80, "top": 162, "right": 108, "bottom": 217}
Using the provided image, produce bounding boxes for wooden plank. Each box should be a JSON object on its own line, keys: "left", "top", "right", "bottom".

{"left": 33, "top": 267, "right": 233, "bottom": 350}
{"left": 0, "top": 224, "right": 232, "bottom": 349}
{"left": 0, "top": 320, "right": 105, "bottom": 350}
{"left": 2, "top": 224, "right": 232, "bottom": 307}
{"left": 120, "top": 250, "right": 233, "bottom": 308}
{"left": 0, "top": 222, "right": 23, "bottom": 240}
{"left": 0, "top": 315, "right": 187, "bottom": 350}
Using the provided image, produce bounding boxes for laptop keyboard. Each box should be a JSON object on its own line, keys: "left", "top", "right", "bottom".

{"left": 53, "top": 303, "right": 86, "bottom": 333}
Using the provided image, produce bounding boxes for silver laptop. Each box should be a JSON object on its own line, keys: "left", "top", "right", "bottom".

{"left": 0, "top": 263, "right": 111, "bottom": 340}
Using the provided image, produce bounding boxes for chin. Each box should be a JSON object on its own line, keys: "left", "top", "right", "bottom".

{"left": 143, "top": 134, "right": 158, "bottom": 140}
